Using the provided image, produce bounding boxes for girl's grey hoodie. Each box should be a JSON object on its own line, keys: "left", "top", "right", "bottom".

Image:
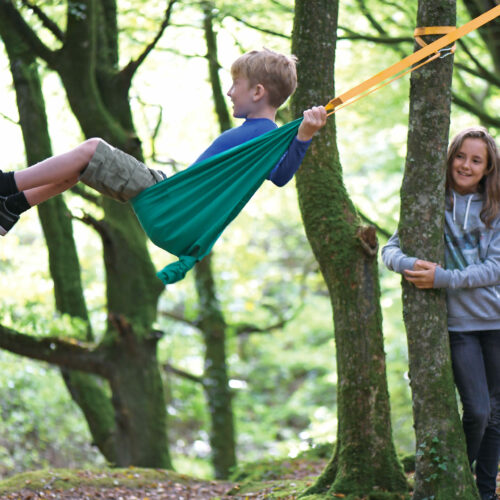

{"left": 382, "top": 190, "right": 500, "bottom": 332}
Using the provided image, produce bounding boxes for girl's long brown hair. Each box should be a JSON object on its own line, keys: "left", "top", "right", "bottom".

{"left": 446, "top": 126, "right": 500, "bottom": 228}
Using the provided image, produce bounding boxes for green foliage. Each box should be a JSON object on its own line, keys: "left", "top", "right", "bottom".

{"left": 230, "top": 442, "right": 332, "bottom": 483}
{"left": 0, "top": 0, "right": 418, "bottom": 475}
{"left": 0, "top": 352, "right": 104, "bottom": 477}
{"left": 1, "top": 0, "right": 497, "bottom": 483}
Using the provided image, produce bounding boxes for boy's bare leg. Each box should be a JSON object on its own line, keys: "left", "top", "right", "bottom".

{"left": 14, "top": 138, "right": 100, "bottom": 192}
{"left": 24, "top": 177, "right": 79, "bottom": 207}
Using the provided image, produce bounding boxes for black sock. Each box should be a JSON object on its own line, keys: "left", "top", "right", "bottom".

{"left": 0, "top": 171, "right": 19, "bottom": 197}
{"left": 5, "top": 192, "right": 30, "bottom": 215}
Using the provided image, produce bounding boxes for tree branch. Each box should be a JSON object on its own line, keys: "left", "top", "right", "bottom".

{"left": 223, "top": 13, "right": 289, "bottom": 39}
{"left": 21, "top": 0, "right": 65, "bottom": 42}
{"left": 269, "top": 0, "right": 293, "bottom": 12}
{"left": 74, "top": 212, "right": 113, "bottom": 244}
{"left": 159, "top": 309, "right": 200, "bottom": 329}
{"left": 452, "top": 92, "right": 500, "bottom": 129}
{"left": 455, "top": 61, "right": 500, "bottom": 87}
{"left": 123, "top": 0, "right": 178, "bottom": 80}
{"left": 70, "top": 185, "right": 103, "bottom": 206}
{"left": 455, "top": 38, "right": 500, "bottom": 87}
{"left": 0, "top": 0, "right": 56, "bottom": 65}
{"left": 355, "top": 0, "right": 386, "bottom": 35}
{"left": 0, "top": 323, "right": 110, "bottom": 377}
{"left": 132, "top": 96, "right": 183, "bottom": 169}
{"left": 378, "top": 0, "right": 414, "bottom": 16}
{"left": 234, "top": 318, "right": 287, "bottom": 336}
{"left": 338, "top": 25, "right": 412, "bottom": 45}
{"left": 357, "top": 210, "right": 392, "bottom": 239}
{"left": 163, "top": 362, "right": 204, "bottom": 385}
{"left": 462, "top": 0, "right": 500, "bottom": 72}
{"left": 161, "top": 304, "right": 296, "bottom": 336}
{"left": 0, "top": 112, "right": 19, "bottom": 126}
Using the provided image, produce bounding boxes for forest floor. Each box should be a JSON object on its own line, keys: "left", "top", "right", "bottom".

{"left": 0, "top": 452, "right": 331, "bottom": 500}
{"left": 1, "top": 451, "right": 498, "bottom": 499}
{"left": 6, "top": 451, "right": 497, "bottom": 499}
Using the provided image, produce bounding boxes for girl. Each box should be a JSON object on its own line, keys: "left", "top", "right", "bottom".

{"left": 382, "top": 127, "right": 500, "bottom": 500}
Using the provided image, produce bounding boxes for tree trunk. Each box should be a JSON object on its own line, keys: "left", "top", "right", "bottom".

{"left": 291, "top": 1, "right": 407, "bottom": 498}
{"left": 103, "top": 319, "right": 169, "bottom": 467}
{"left": 0, "top": 13, "right": 120, "bottom": 465}
{"left": 0, "top": 0, "right": 172, "bottom": 469}
{"left": 203, "top": 1, "right": 232, "bottom": 134}
{"left": 399, "top": 1, "right": 479, "bottom": 498}
{"left": 194, "top": 256, "right": 237, "bottom": 479}
{"left": 189, "top": 4, "right": 237, "bottom": 479}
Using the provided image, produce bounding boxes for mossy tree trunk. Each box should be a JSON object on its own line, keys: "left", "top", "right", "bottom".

{"left": 291, "top": 1, "right": 407, "bottom": 498}
{"left": 0, "top": 0, "right": 176, "bottom": 468}
{"left": 194, "top": 256, "right": 237, "bottom": 479}
{"left": 399, "top": 1, "right": 479, "bottom": 498}
{"left": 0, "top": 12, "right": 120, "bottom": 465}
{"left": 190, "top": 4, "right": 236, "bottom": 479}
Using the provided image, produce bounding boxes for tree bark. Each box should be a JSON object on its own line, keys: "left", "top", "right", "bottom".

{"left": 194, "top": 256, "right": 237, "bottom": 479}
{"left": 190, "top": 5, "right": 237, "bottom": 478}
{"left": 399, "top": 1, "right": 479, "bottom": 498}
{"left": 0, "top": 0, "right": 172, "bottom": 469}
{"left": 0, "top": 11, "right": 120, "bottom": 465}
{"left": 291, "top": 1, "right": 407, "bottom": 498}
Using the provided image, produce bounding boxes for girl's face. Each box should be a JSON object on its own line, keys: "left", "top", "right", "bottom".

{"left": 451, "top": 138, "right": 489, "bottom": 195}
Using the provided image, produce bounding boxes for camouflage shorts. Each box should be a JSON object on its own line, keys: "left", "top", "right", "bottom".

{"left": 79, "top": 140, "right": 166, "bottom": 202}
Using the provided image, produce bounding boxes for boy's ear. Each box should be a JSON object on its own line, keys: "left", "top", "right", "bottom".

{"left": 253, "top": 83, "right": 268, "bottom": 102}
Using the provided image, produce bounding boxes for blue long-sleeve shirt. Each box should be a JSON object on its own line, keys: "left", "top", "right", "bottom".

{"left": 193, "top": 118, "right": 311, "bottom": 186}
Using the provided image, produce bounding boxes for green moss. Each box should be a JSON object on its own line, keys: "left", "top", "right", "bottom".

{"left": 0, "top": 468, "right": 192, "bottom": 494}
{"left": 298, "top": 443, "right": 334, "bottom": 460}
{"left": 229, "top": 478, "right": 315, "bottom": 498}
{"left": 301, "top": 493, "right": 409, "bottom": 500}
{"left": 0, "top": 467, "right": 319, "bottom": 499}
{"left": 230, "top": 457, "right": 321, "bottom": 483}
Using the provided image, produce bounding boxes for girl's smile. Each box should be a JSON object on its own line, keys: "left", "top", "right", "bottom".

{"left": 451, "top": 137, "right": 488, "bottom": 195}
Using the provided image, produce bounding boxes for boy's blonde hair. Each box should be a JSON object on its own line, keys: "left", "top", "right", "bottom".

{"left": 446, "top": 126, "right": 500, "bottom": 227}
{"left": 230, "top": 48, "right": 298, "bottom": 108}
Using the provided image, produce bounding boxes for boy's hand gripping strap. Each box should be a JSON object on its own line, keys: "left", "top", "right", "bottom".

{"left": 325, "top": 4, "right": 500, "bottom": 115}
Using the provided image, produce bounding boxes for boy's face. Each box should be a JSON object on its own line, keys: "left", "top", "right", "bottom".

{"left": 227, "top": 76, "right": 261, "bottom": 118}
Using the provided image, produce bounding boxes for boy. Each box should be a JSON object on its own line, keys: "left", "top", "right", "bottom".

{"left": 0, "top": 48, "right": 327, "bottom": 235}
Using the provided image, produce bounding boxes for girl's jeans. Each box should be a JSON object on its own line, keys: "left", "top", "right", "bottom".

{"left": 450, "top": 331, "right": 500, "bottom": 498}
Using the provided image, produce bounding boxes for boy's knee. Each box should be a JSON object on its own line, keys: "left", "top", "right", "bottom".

{"left": 80, "top": 138, "right": 102, "bottom": 161}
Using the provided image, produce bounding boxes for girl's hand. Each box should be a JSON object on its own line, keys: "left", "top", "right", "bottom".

{"left": 404, "top": 259, "right": 438, "bottom": 289}
{"left": 297, "top": 106, "right": 327, "bottom": 142}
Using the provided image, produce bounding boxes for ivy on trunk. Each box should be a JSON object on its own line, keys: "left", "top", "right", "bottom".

{"left": 399, "top": 1, "right": 480, "bottom": 498}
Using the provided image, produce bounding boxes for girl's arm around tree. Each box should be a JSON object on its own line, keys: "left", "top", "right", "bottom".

{"left": 385, "top": 225, "right": 500, "bottom": 290}
{"left": 381, "top": 231, "right": 418, "bottom": 273}
{"left": 419, "top": 222, "right": 500, "bottom": 290}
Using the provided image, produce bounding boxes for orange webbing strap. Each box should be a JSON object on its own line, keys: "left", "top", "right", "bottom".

{"left": 325, "top": 4, "right": 500, "bottom": 115}
{"left": 414, "top": 26, "right": 456, "bottom": 48}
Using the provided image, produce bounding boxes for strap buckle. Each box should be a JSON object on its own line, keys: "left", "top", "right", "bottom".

{"left": 438, "top": 46, "right": 455, "bottom": 58}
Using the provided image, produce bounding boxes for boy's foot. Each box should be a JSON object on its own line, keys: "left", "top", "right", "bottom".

{"left": 0, "top": 196, "right": 19, "bottom": 235}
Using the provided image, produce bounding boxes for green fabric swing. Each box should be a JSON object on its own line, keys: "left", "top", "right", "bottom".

{"left": 131, "top": 117, "right": 303, "bottom": 285}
